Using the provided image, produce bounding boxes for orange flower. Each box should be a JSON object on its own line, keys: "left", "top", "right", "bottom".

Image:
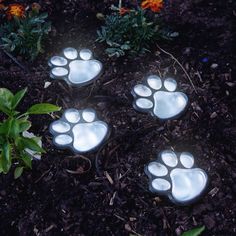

{"left": 141, "top": 0, "right": 163, "bottom": 13}
{"left": 119, "top": 7, "right": 130, "bottom": 15}
{"left": 6, "top": 3, "right": 25, "bottom": 20}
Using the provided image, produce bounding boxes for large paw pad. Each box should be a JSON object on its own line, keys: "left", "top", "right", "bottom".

{"left": 49, "top": 48, "right": 103, "bottom": 87}
{"left": 49, "top": 108, "right": 109, "bottom": 153}
{"left": 145, "top": 150, "right": 208, "bottom": 205}
{"left": 132, "top": 75, "right": 188, "bottom": 119}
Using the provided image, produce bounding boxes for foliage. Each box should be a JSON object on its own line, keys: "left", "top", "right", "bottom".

{"left": 181, "top": 226, "right": 205, "bottom": 236}
{"left": 0, "top": 4, "right": 51, "bottom": 61}
{"left": 96, "top": 3, "right": 178, "bottom": 57}
{"left": 0, "top": 87, "right": 61, "bottom": 178}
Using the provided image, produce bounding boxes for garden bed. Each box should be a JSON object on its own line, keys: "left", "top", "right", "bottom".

{"left": 0, "top": 0, "right": 235, "bottom": 235}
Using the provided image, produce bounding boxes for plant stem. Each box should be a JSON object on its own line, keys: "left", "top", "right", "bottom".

{"left": 16, "top": 113, "right": 28, "bottom": 119}
{"left": 156, "top": 44, "right": 198, "bottom": 94}
{"left": 2, "top": 49, "right": 29, "bottom": 72}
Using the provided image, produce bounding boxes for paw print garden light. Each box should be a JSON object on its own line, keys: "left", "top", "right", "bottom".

{"left": 145, "top": 150, "right": 208, "bottom": 205}
{"left": 48, "top": 48, "right": 103, "bottom": 87}
{"left": 131, "top": 75, "right": 188, "bottom": 120}
{"left": 49, "top": 108, "right": 110, "bottom": 153}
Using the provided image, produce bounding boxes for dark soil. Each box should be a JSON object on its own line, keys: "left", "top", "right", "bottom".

{"left": 0, "top": 1, "right": 236, "bottom": 235}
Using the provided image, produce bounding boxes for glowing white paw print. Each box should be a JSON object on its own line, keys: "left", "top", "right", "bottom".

{"left": 145, "top": 150, "right": 208, "bottom": 205}
{"left": 49, "top": 48, "right": 103, "bottom": 87}
{"left": 49, "top": 108, "right": 109, "bottom": 153}
{"left": 132, "top": 75, "right": 188, "bottom": 120}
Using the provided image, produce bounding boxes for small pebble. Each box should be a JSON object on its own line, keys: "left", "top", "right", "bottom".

{"left": 183, "top": 47, "right": 191, "bottom": 55}
{"left": 211, "top": 63, "right": 218, "bottom": 69}
{"left": 210, "top": 112, "right": 217, "bottom": 119}
{"left": 44, "top": 81, "right": 52, "bottom": 88}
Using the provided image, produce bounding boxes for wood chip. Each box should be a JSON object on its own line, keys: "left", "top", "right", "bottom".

{"left": 104, "top": 171, "right": 114, "bottom": 185}
{"left": 44, "top": 81, "right": 52, "bottom": 88}
{"left": 125, "top": 223, "right": 132, "bottom": 232}
{"left": 226, "top": 82, "right": 235, "bottom": 87}
{"left": 210, "top": 112, "right": 218, "bottom": 119}
{"left": 109, "top": 191, "right": 117, "bottom": 206}
{"left": 208, "top": 187, "right": 219, "bottom": 197}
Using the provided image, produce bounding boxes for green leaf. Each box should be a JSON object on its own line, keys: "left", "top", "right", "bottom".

{"left": 39, "top": 12, "right": 48, "bottom": 19}
{"left": 121, "top": 44, "right": 131, "bottom": 50}
{"left": 0, "top": 88, "right": 14, "bottom": 115}
{"left": 1, "top": 142, "right": 11, "bottom": 173}
{"left": 0, "top": 118, "right": 12, "bottom": 136}
{"left": 0, "top": 122, "right": 6, "bottom": 135}
{"left": 11, "top": 87, "right": 27, "bottom": 109}
{"left": 26, "top": 103, "right": 61, "bottom": 114}
{"left": 18, "top": 119, "right": 31, "bottom": 132}
{"left": 9, "top": 118, "right": 20, "bottom": 138}
{"left": 0, "top": 136, "right": 4, "bottom": 145}
{"left": 0, "top": 118, "right": 20, "bottom": 138}
{"left": 0, "top": 88, "right": 14, "bottom": 110}
{"left": 0, "top": 103, "right": 11, "bottom": 116}
{"left": 182, "top": 226, "right": 205, "bottom": 236}
{"left": 17, "top": 137, "right": 45, "bottom": 153}
{"left": 0, "top": 158, "right": 4, "bottom": 173}
{"left": 14, "top": 166, "right": 24, "bottom": 179}
{"left": 22, "top": 154, "right": 32, "bottom": 168}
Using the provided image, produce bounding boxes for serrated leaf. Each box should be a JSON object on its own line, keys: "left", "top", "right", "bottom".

{"left": 121, "top": 44, "right": 131, "bottom": 50}
{"left": 14, "top": 166, "right": 24, "bottom": 179}
{"left": 1, "top": 38, "right": 12, "bottom": 43}
{"left": 39, "top": 12, "right": 48, "bottom": 19}
{"left": 182, "top": 226, "right": 205, "bottom": 236}
{"left": 11, "top": 87, "right": 27, "bottom": 109}
{"left": 26, "top": 103, "right": 61, "bottom": 114}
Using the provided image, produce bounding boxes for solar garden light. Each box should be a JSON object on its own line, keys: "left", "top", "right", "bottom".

{"left": 48, "top": 48, "right": 103, "bottom": 87}
{"left": 145, "top": 150, "right": 208, "bottom": 205}
{"left": 49, "top": 108, "right": 110, "bottom": 153}
{"left": 131, "top": 75, "right": 188, "bottom": 120}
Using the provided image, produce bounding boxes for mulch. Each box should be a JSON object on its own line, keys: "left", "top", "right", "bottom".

{"left": 0, "top": 1, "right": 235, "bottom": 235}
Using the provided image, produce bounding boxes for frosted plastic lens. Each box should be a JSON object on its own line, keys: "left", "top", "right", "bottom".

{"left": 63, "top": 47, "right": 78, "bottom": 60}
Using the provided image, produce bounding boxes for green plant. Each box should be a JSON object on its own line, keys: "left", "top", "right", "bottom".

{"left": 0, "top": 8, "right": 51, "bottom": 61}
{"left": 96, "top": 3, "right": 178, "bottom": 57}
{"left": 181, "top": 226, "right": 205, "bottom": 236}
{"left": 0, "top": 87, "right": 61, "bottom": 178}
{"left": 97, "top": 6, "right": 157, "bottom": 57}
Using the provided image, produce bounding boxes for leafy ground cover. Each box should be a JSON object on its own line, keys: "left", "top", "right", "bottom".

{"left": 0, "top": 0, "right": 235, "bottom": 235}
